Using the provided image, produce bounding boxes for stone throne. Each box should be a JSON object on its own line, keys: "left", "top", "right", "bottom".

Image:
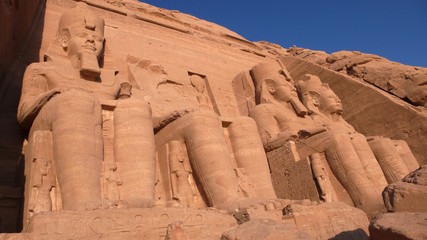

{"left": 232, "top": 59, "right": 420, "bottom": 213}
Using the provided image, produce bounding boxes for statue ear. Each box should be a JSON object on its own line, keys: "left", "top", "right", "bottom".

{"left": 302, "top": 92, "right": 319, "bottom": 113}
{"left": 265, "top": 79, "right": 275, "bottom": 94}
{"left": 311, "top": 95, "right": 320, "bottom": 107}
{"left": 59, "top": 29, "right": 71, "bottom": 50}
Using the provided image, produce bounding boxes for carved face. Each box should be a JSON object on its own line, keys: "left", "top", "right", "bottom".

{"left": 268, "top": 79, "right": 298, "bottom": 103}
{"left": 66, "top": 26, "right": 104, "bottom": 59}
{"left": 314, "top": 86, "right": 343, "bottom": 114}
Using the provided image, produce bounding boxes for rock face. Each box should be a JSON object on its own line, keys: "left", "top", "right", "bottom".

{"left": 383, "top": 165, "right": 427, "bottom": 212}
{"left": 287, "top": 47, "right": 427, "bottom": 107}
{"left": 0, "top": 0, "right": 425, "bottom": 238}
{"left": 369, "top": 212, "right": 427, "bottom": 240}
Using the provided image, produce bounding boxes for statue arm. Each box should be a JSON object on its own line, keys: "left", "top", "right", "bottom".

{"left": 250, "top": 105, "right": 297, "bottom": 151}
{"left": 17, "top": 64, "right": 59, "bottom": 129}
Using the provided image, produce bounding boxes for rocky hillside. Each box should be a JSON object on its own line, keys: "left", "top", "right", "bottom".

{"left": 282, "top": 46, "right": 427, "bottom": 107}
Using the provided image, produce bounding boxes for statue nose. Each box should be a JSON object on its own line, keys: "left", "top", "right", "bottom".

{"left": 86, "top": 35, "right": 95, "bottom": 42}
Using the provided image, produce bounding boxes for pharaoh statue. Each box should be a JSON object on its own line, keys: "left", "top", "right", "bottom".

{"left": 295, "top": 74, "right": 420, "bottom": 184}
{"left": 249, "top": 62, "right": 388, "bottom": 213}
{"left": 125, "top": 62, "right": 290, "bottom": 213}
{"left": 153, "top": 96, "right": 288, "bottom": 213}
{"left": 18, "top": 3, "right": 155, "bottom": 211}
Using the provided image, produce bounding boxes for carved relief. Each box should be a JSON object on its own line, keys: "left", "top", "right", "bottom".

{"left": 168, "top": 140, "right": 194, "bottom": 208}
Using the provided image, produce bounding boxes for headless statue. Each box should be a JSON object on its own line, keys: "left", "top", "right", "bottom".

{"left": 249, "top": 62, "right": 387, "bottom": 213}
{"left": 18, "top": 3, "right": 155, "bottom": 210}
{"left": 169, "top": 140, "right": 194, "bottom": 208}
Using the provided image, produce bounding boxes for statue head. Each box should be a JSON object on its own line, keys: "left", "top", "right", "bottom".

{"left": 57, "top": 3, "right": 105, "bottom": 59}
{"left": 296, "top": 74, "right": 343, "bottom": 115}
{"left": 251, "top": 62, "right": 297, "bottom": 104}
{"left": 55, "top": 3, "right": 105, "bottom": 78}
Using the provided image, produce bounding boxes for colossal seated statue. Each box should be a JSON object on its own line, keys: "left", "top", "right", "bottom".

{"left": 295, "top": 74, "right": 420, "bottom": 184}
{"left": 249, "top": 62, "right": 388, "bottom": 213}
{"left": 127, "top": 58, "right": 288, "bottom": 213}
{"left": 18, "top": 3, "right": 155, "bottom": 212}
{"left": 19, "top": 3, "right": 289, "bottom": 216}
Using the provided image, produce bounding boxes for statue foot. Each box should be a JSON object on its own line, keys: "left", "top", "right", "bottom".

{"left": 165, "top": 221, "right": 189, "bottom": 240}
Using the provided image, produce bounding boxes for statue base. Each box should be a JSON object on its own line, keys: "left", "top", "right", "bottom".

{"left": 24, "top": 207, "right": 236, "bottom": 240}
{"left": 0, "top": 202, "right": 370, "bottom": 239}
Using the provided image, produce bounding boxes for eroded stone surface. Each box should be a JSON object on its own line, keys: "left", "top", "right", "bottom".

{"left": 221, "top": 219, "right": 313, "bottom": 240}
{"left": 383, "top": 165, "right": 427, "bottom": 212}
{"left": 369, "top": 212, "right": 427, "bottom": 240}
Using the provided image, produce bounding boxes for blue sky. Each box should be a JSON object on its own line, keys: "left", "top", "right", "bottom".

{"left": 139, "top": 1, "right": 427, "bottom": 68}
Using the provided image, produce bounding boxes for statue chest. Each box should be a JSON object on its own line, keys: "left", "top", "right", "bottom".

{"left": 45, "top": 68, "right": 121, "bottom": 100}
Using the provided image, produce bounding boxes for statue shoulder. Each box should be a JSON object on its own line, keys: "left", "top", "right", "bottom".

{"left": 250, "top": 103, "right": 277, "bottom": 117}
{"left": 24, "top": 62, "right": 54, "bottom": 76}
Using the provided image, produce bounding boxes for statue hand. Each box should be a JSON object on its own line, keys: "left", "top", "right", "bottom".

{"left": 298, "top": 127, "right": 327, "bottom": 138}
{"left": 264, "top": 131, "right": 298, "bottom": 151}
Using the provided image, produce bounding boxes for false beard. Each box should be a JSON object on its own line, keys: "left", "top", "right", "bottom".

{"left": 79, "top": 51, "right": 101, "bottom": 79}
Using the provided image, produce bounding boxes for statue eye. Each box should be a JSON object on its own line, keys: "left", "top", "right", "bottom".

{"left": 77, "top": 32, "right": 88, "bottom": 38}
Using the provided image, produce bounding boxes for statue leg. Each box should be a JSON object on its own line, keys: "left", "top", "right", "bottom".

{"left": 298, "top": 131, "right": 384, "bottom": 212}
{"left": 351, "top": 134, "right": 388, "bottom": 190}
{"left": 227, "top": 116, "right": 277, "bottom": 199}
{"left": 182, "top": 111, "right": 241, "bottom": 211}
{"left": 30, "top": 90, "right": 103, "bottom": 210}
{"left": 114, "top": 98, "right": 155, "bottom": 207}
{"left": 368, "top": 137, "right": 410, "bottom": 183}
{"left": 392, "top": 140, "right": 419, "bottom": 172}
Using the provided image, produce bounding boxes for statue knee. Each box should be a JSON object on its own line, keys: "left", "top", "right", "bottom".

{"left": 115, "top": 98, "right": 152, "bottom": 121}
{"left": 45, "top": 90, "right": 102, "bottom": 127}
{"left": 52, "top": 90, "right": 101, "bottom": 120}
{"left": 329, "top": 130, "right": 351, "bottom": 145}
{"left": 230, "top": 116, "right": 257, "bottom": 128}
{"left": 116, "top": 98, "right": 151, "bottom": 112}
{"left": 185, "top": 110, "right": 221, "bottom": 127}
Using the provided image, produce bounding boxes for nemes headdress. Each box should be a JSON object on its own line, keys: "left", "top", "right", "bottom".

{"left": 295, "top": 74, "right": 324, "bottom": 95}
{"left": 295, "top": 74, "right": 327, "bottom": 113}
{"left": 250, "top": 61, "right": 290, "bottom": 104}
{"left": 57, "top": 2, "right": 105, "bottom": 40}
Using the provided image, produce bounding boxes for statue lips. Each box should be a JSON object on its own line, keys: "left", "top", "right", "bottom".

{"left": 81, "top": 43, "right": 96, "bottom": 53}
